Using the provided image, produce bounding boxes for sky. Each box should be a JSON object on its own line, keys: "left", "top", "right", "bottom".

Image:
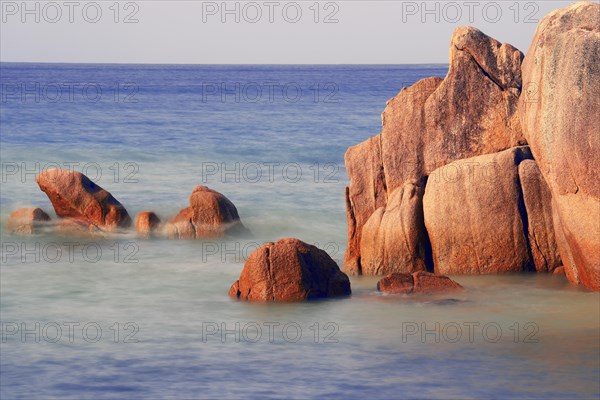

{"left": 0, "top": 0, "right": 586, "bottom": 64}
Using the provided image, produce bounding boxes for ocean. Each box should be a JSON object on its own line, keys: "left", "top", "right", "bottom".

{"left": 1, "top": 63, "right": 598, "bottom": 399}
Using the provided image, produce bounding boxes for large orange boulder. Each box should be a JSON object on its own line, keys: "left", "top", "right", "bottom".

{"left": 377, "top": 271, "right": 463, "bottom": 295}
{"left": 36, "top": 169, "right": 131, "bottom": 230}
{"left": 381, "top": 27, "right": 524, "bottom": 192}
{"left": 518, "top": 160, "right": 562, "bottom": 272}
{"left": 344, "top": 27, "right": 525, "bottom": 275}
{"left": 167, "top": 186, "right": 246, "bottom": 239}
{"left": 519, "top": 1, "right": 600, "bottom": 290}
{"left": 359, "top": 182, "right": 429, "bottom": 275}
{"left": 423, "top": 147, "right": 533, "bottom": 274}
{"left": 229, "top": 238, "right": 351, "bottom": 302}
{"left": 6, "top": 208, "right": 51, "bottom": 234}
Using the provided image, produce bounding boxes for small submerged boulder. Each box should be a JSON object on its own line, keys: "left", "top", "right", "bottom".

{"left": 553, "top": 266, "right": 566, "bottom": 276}
{"left": 167, "top": 186, "right": 246, "bottom": 239}
{"left": 6, "top": 208, "right": 51, "bottom": 234}
{"left": 55, "top": 219, "right": 105, "bottom": 238}
{"left": 377, "top": 272, "right": 414, "bottom": 294}
{"left": 36, "top": 169, "right": 131, "bottom": 230}
{"left": 135, "top": 211, "right": 161, "bottom": 238}
{"left": 229, "top": 238, "right": 351, "bottom": 302}
{"left": 166, "top": 207, "right": 195, "bottom": 239}
{"left": 377, "top": 271, "right": 463, "bottom": 295}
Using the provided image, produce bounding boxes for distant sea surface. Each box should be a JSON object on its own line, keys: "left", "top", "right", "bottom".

{"left": 1, "top": 64, "right": 599, "bottom": 399}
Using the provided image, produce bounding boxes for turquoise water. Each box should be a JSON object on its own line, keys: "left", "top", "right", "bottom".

{"left": 1, "top": 64, "right": 598, "bottom": 399}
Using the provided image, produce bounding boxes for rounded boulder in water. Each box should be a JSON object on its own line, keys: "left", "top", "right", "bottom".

{"left": 229, "top": 238, "right": 351, "bottom": 302}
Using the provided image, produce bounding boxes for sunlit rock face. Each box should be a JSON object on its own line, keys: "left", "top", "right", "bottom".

{"left": 519, "top": 1, "right": 600, "bottom": 290}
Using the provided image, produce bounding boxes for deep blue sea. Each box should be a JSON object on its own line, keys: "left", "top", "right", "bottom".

{"left": 1, "top": 64, "right": 599, "bottom": 399}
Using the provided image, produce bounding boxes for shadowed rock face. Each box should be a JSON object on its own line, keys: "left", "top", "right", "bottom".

{"left": 519, "top": 1, "right": 600, "bottom": 290}
{"left": 167, "top": 186, "right": 246, "bottom": 239}
{"left": 6, "top": 208, "right": 51, "bottom": 234}
{"left": 229, "top": 238, "right": 351, "bottom": 302}
{"left": 423, "top": 147, "right": 534, "bottom": 275}
{"left": 344, "top": 26, "right": 525, "bottom": 276}
{"left": 377, "top": 271, "right": 463, "bottom": 295}
{"left": 518, "top": 160, "right": 562, "bottom": 273}
{"left": 36, "top": 169, "right": 131, "bottom": 229}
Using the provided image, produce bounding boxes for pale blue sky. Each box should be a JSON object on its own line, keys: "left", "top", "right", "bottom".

{"left": 0, "top": 1, "right": 581, "bottom": 63}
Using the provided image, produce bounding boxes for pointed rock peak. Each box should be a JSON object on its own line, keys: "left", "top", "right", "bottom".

{"left": 450, "top": 26, "right": 523, "bottom": 90}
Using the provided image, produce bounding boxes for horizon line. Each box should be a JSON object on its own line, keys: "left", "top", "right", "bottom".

{"left": 0, "top": 61, "right": 450, "bottom": 66}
